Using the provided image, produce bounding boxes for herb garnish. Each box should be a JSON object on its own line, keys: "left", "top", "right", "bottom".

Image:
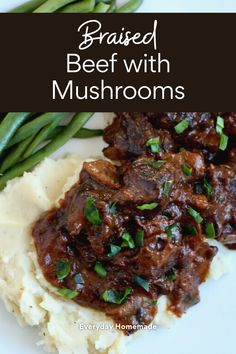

{"left": 137, "top": 202, "right": 158, "bottom": 211}
{"left": 187, "top": 207, "right": 203, "bottom": 224}
{"left": 135, "top": 230, "right": 144, "bottom": 247}
{"left": 183, "top": 224, "right": 198, "bottom": 236}
{"left": 56, "top": 260, "right": 71, "bottom": 280}
{"left": 74, "top": 273, "right": 84, "bottom": 284}
{"left": 166, "top": 269, "right": 177, "bottom": 282}
{"left": 149, "top": 159, "right": 166, "bottom": 169}
{"left": 174, "top": 120, "right": 189, "bottom": 134}
{"left": 163, "top": 180, "right": 172, "bottom": 196}
{"left": 58, "top": 288, "right": 78, "bottom": 299}
{"left": 146, "top": 137, "right": 163, "bottom": 153}
{"left": 183, "top": 164, "right": 193, "bottom": 176}
{"left": 203, "top": 177, "right": 213, "bottom": 197}
{"left": 166, "top": 223, "right": 177, "bottom": 239}
{"left": 205, "top": 223, "right": 216, "bottom": 239}
{"left": 94, "top": 262, "right": 107, "bottom": 278}
{"left": 102, "top": 287, "right": 132, "bottom": 304}
{"left": 108, "top": 244, "right": 121, "bottom": 257}
{"left": 133, "top": 275, "right": 150, "bottom": 292}
{"left": 84, "top": 196, "right": 102, "bottom": 225}
{"left": 219, "top": 133, "right": 228, "bottom": 151}
{"left": 121, "top": 231, "right": 135, "bottom": 249}
{"left": 215, "top": 116, "right": 229, "bottom": 151}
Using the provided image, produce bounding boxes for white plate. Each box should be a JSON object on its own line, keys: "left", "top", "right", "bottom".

{"left": 0, "top": 113, "right": 236, "bottom": 354}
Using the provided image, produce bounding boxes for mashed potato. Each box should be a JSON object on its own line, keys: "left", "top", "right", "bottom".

{"left": 0, "top": 155, "right": 232, "bottom": 354}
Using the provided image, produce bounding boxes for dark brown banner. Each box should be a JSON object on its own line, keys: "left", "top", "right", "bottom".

{"left": 0, "top": 13, "right": 235, "bottom": 111}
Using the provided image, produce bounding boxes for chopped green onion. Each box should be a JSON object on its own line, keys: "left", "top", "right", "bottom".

{"left": 102, "top": 287, "right": 132, "bottom": 304}
{"left": 146, "top": 137, "right": 163, "bottom": 153}
{"left": 183, "top": 164, "right": 192, "bottom": 176}
{"left": 56, "top": 260, "right": 71, "bottom": 280}
{"left": 182, "top": 224, "right": 198, "bottom": 236}
{"left": 187, "top": 207, "right": 203, "bottom": 224}
{"left": 109, "top": 201, "right": 117, "bottom": 214}
{"left": 84, "top": 196, "right": 102, "bottom": 225}
{"left": 121, "top": 231, "right": 135, "bottom": 249}
{"left": 166, "top": 269, "right": 177, "bottom": 282}
{"left": 174, "top": 120, "right": 189, "bottom": 134}
{"left": 219, "top": 133, "right": 229, "bottom": 151}
{"left": 163, "top": 180, "right": 172, "bottom": 196}
{"left": 133, "top": 275, "right": 150, "bottom": 292}
{"left": 58, "top": 288, "right": 78, "bottom": 299}
{"left": 151, "top": 299, "right": 157, "bottom": 305}
{"left": 137, "top": 202, "right": 158, "bottom": 211}
{"left": 108, "top": 244, "right": 121, "bottom": 257}
{"left": 203, "top": 177, "right": 213, "bottom": 197}
{"left": 216, "top": 116, "right": 224, "bottom": 135}
{"left": 166, "top": 223, "right": 177, "bottom": 239}
{"left": 74, "top": 273, "right": 84, "bottom": 284}
{"left": 135, "top": 230, "right": 144, "bottom": 247}
{"left": 149, "top": 159, "right": 166, "bottom": 169}
{"left": 94, "top": 262, "right": 107, "bottom": 278}
{"left": 205, "top": 223, "right": 216, "bottom": 239}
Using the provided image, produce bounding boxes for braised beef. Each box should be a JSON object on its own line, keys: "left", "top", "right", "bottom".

{"left": 33, "top": 113, "right": 235, "bottom": 335}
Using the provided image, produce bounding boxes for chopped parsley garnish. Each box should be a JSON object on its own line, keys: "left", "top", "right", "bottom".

{"left": 102, "top": 287, "right": 132, "bottom": 304}
{"left": 219, "top": 133, "right": 228, "bottom": 151}
{"left": 182, "top": 164, "right": 193, "bottom": 176}
{"left": 146, "top": 137, "right": 163, "bottom": 153}
{"left": 74, "top": 273, "right": 84, "bottom": 284}
{"left": 133, "top": 275, "right": 150, "bottom": 292}
{"left": 108, "top": 244, "right": 121, "bottom": 257}
{"left": 174, "top": 120, "right": 189, "bottom": 134}
{"left": 58, "top": 288, "right": 78, "bottom": 299}
{"left": 216, "top": 116, "right": 224, "bottom": 135}
{"left": 137, "top": 202, "right": 158, "bottom": 211}
{"left": 135, "top": 230, "right": 144, "bottom": 247}
{"left": 203, "top": 177, "right": 213, "bottom": 197}
{"left": 166, "top": 223, "right": 177, "bottom": 239}
{"left": 163, "top": 180, "right": 172, "bottom": 196}
{"left": 187, "top": 207, "right": 203, "bottom": 224}
{"left": 121, "top": 231, "right": 135, "bottom": 249}
{"left": 84, "top": 196, "right": 102, "bottom": 225}
{"left": 149, "top": 159, "right": 166, "bottom": 169}
{"left": 205, "top": 223, "right": 216, "bottom": 239}
{"left": 94, "top": 262, "right": 107, "bottom": 278}
{"left": 166, "top": 269, "right": 177, "bottom": 282}
{"left": 56, "top": 260, "right": 71, "bottom": 280}
{"left": 183, "top": 224, "right": 198, "bottom": 236}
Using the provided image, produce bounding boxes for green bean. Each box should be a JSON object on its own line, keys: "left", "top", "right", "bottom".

{"left": 34, "top": 0, "right": 75, "bottom": 12}
{"left": 74, "top": 127, "right": 103, "bottom": 138}
{"left": 93, "top": 2, "right": 110, "bottom": 12}
{"left": 0, "top": 112, "right": 31, "bottom": 156}
{"left": 10, "top": 0, "right": 47, "bottom": 12}
{"left": 108, "top": 0, "right": 116, "bottom": 12}
{"left": 7, "top": 112, "right": 69, "bottom": 148}
{"left": 0, "top": 112, "right": 93, "bottom": 190}
{"left": 116, "top": 0, "right": 143, "bottom": 13}
{"left": 22, "top": 117, "right": 64, "bottom": 159}
{"left": 0, "top": 135, "right": 36, "bottom": 173}
{"left": 60, "top": 0, "right": 95, "bottom": 13}
{"left": 47, "top": 126, "right": 103, "bottom": 140}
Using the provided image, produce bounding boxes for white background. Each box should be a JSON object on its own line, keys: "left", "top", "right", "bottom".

{"left": 1, "top": 0, "right": 236, "bottom": 12}
{"left": 0, "top": 1, "right": 236, "bottom": 354}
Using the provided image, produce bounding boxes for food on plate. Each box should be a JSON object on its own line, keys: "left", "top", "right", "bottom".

{"left": 8, "top": 0, "right": 143, "bottom": 13}
{"left": 0, "top": 112, "right": 235, "bottom": 354}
